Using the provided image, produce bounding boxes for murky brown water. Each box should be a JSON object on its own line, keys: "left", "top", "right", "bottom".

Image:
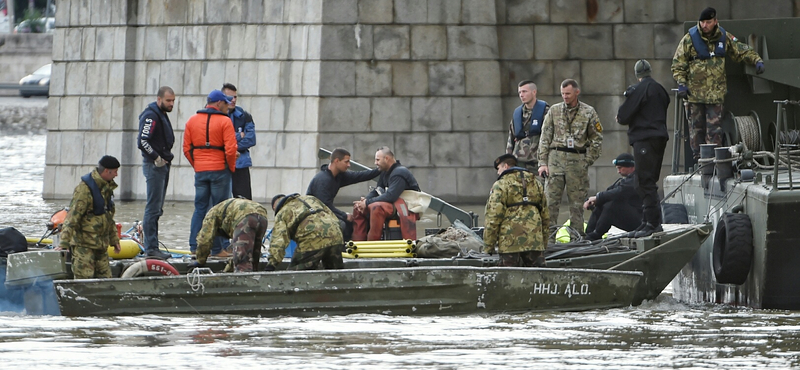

{"left": 1, "top": 133, "right": 800, "bottom": 369}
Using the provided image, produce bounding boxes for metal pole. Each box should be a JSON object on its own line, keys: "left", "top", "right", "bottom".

{"left": 671, "top": 89, "right": 682, "bottom": 174}
{"left": 7, "top": 0, "right": 14, "bottom": 32}
{"left": 774, "top": 102, "right": 783, "bottom": 188}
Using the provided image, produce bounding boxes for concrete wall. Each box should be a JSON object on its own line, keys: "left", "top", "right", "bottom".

{"left": 43, "top": 0, "right": 798, "bottom": 214}
{"left": 0, "top": 34, "right": 53, "bottom": 96}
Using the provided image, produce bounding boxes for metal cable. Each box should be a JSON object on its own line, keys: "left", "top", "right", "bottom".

{"left": 735, "top": 114, "right": 761, "bottom": 151}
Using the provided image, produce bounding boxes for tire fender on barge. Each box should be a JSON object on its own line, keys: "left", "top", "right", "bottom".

{"left": 712, "top": 213, "right": 753, "bottom": 285}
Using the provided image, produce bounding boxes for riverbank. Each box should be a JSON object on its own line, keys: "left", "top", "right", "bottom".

{"left": 0, "top": 96, "right": 47, "bottom": 134}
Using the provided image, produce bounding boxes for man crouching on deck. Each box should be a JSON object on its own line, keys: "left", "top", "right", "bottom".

{"left": 194, "top": 198, "right": 269, "bottom": 272}
{"left": 265, "top": 194, "right": 345, "bottom": 271}
{"left": 483, "top": 154, "right": 550, "bottom": 267}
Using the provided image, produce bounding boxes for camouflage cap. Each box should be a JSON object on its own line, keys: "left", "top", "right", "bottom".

{"left": 494, "top": 154, "right": 517, "bottom": 170}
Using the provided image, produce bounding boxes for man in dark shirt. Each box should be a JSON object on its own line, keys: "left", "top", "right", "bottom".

{"left": 352, "top": 147, "right": 421, "bottom": 241}
{"left": 617, "top": 59, "right": 671, "bottom": 237}
{"left": 306, "top": 148, "right": 380, "bottom": 241}
{"left": 582, "top": 153, "right": 642, "bottom": 241}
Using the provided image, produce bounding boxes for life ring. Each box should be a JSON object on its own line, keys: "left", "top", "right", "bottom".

{"left": 121, "top": 259, "right": 180, "bottom": 278}
{"left": 712, "top": 212, "right": 753, "bottom": 285}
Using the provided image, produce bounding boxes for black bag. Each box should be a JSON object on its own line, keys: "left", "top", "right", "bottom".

{"left": 0, "top": 227, "right": 28, "bottom": 258}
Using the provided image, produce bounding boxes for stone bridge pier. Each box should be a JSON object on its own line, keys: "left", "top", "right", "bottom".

{"left": 43, "top": 0, "right": 796, "bottom": 220}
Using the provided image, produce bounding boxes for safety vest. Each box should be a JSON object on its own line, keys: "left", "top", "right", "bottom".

{"left": 513, "top": 100, "right": 547, "bottom": 139}
{"left": 689, "top": 25, "right": 726, "bottom": 59}
{"left": 81, "top": 173, "right": 113, "bottom": 215}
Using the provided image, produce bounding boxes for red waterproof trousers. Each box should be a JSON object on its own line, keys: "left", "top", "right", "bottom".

{"left": 352, "top": 198, "right": 418, "bottom": 241}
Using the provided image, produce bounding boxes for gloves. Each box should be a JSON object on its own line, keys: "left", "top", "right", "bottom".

{"left": 677, "top": 85, "right": 689, "bottom": 100}
{"left": 756, "top": 61, "right": 765, "bottom": 75}
{"left": 154, "top": 156, "right": 167, "bottom": 167}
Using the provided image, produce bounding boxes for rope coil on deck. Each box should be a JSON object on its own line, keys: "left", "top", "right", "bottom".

{"left": 734, "top": 114, "right": 761, "bottom": 151}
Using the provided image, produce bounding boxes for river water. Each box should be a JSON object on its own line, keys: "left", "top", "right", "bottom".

{"left": 1, "top": 133, "right": 799, "bottom": 369}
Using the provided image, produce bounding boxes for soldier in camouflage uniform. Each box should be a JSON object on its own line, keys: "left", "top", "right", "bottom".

{"left": 194, "top": 198, "right": 269, "bottom": 272}
{"left": 672, "top": 7, "right": 764, "bottom": 159}
{"left": 60, "top": 156, "right": 122, "bottom": 279}
{"left": 538, "top": 79, "right": 603, "bottom": 236}
{"left": 266, "top": 194, "right": 344, "bottom": 271}
{"left": 484, "top": 154, "right": 550, "bottom": 267}
{"left": 506, "top": 80, "right": 550, "bottom": 172}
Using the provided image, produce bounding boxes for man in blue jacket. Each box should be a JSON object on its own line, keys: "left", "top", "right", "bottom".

{"left": 222, "top": 83, "right": 256, "bottom": 200}
{"left": 137, "top": 86, "right": 175, "bottom": 260}
{"left": 582, "top": 153, "right": 642, "bottom": 241}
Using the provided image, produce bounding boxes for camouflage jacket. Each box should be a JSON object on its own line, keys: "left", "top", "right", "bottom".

{"left": 196, "top": 198, "right": 269, "bottom": 265}
{"left": 538, "top": 101, "right": 603, "bottom": 166}
{"left": 671, "top": 23, "right": 762, "bottom": 104}
{"left": 268, "top": 195, "right": 343, "bottom": 267}
{"left": 483, "top": 168, "right": 550, "bottom": 254}
{"left": 60, "top": 169, "right": 119, "bottom": 251}
{"left": 506, "top": 102, "right": 550, "bottom": 163}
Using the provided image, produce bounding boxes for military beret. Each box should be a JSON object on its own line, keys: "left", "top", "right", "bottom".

{"left": 494, "top": 154, "right": 517, "bottom": 170}
{"left": 98, "top": 155, "right": 120, "bottom": 169}
{"left": 699, "top": 7, "right": 716, "bottom": 21}
{"left": 613, "top": 153, "right": 635, "bottom": 167}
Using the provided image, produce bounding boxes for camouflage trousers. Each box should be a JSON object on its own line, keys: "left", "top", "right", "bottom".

{"left": 231, "top": 214, "right": 269, "bottom": 272}
{"left": 499, "top": 250, "right": 546, "bottom": 267}
{"left": 687, "top": 103, "right": 723, "bottom": 158}
{"left": 545, "top": 150, "right": 588, "bottom": 232}
{"left": 71, "top": 246, "right": 112, "bottom": 279}
{"left": 288, "top": 244, "right": 344, "bottom": 271}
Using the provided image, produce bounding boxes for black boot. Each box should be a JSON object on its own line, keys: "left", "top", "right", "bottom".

{"left": 625, "top": 222, "right": 646, "bottom": 238}
{"left": 146, "top": 249, "right": 171, "bottom": 260}
{"left": 633, "top": 223, "right": 663, "bottom": 238}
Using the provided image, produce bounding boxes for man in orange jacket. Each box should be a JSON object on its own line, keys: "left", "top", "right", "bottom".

{"left": 184, "top": 90, "right": 239, "bottom": 256}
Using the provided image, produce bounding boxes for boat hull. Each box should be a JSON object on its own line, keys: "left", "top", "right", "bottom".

{"left": 54, "top": 267, "right": 642, "bottom": 317}
{"left": 665, "top": 173, "right": 800, "bottom": 309}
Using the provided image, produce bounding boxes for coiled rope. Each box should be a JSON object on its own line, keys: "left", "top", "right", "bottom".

{"left": 734, "top": 114, "right": 761, "bottom": 151}
{"left": 187, "top": 267, "right": 213, "bottom": 294}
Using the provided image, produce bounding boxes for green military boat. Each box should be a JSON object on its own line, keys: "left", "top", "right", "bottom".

{"left": 27, "top": 223, "right": 708, "bottom": 317}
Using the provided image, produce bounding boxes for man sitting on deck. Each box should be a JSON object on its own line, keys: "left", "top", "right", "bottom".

{"left": 352, "top": 147, "right": 421, "bottom": 241}
{"left": 582, "top": 153, "right": 643, "bottom": 241}
{"left": 265, "top": 194, "right": 344, "bottom": 271}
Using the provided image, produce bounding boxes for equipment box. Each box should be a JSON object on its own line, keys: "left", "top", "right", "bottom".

{"left": 5, "top": 250, "right": 68, "bottom": 286}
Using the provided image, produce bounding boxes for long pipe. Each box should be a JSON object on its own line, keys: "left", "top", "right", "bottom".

{"left": 671, "top": 89, "right": 683, "bottom": 174}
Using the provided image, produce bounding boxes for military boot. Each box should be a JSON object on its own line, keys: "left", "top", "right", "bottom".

{"left": 633, "top": 223, "right": 663, "bottom": 238}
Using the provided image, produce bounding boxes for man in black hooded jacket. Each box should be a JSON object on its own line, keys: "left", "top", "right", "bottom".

{"left": 306, "top": 148, "right": 380, "bottom": 241}
{"left": 617, "top": 59, "right": 670, "bottom": 238}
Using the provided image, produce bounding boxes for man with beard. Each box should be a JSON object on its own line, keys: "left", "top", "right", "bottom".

{"left": 137, "top": 86, "right": 175, "bottom": 260}
{"left": 672, "top": 7, "right": 764, "bottom": 160}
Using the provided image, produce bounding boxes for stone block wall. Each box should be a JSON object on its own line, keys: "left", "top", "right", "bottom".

{"left": 43, "top": 0, "right": 798, "bottom": 216}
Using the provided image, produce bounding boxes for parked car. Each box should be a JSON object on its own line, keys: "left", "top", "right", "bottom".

{"left": 14, "top": 17, "right": 54, "bottom": 33}
{"left": 19, "top": 63, "right": 50, "bottom": 97}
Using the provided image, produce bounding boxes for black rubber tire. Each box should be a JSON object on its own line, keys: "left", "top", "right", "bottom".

{"left": 662, "top": 203, "right": 689, "bottom": 224}
{"left": 712, "top": 213, "right": 754, "bottom": 285}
